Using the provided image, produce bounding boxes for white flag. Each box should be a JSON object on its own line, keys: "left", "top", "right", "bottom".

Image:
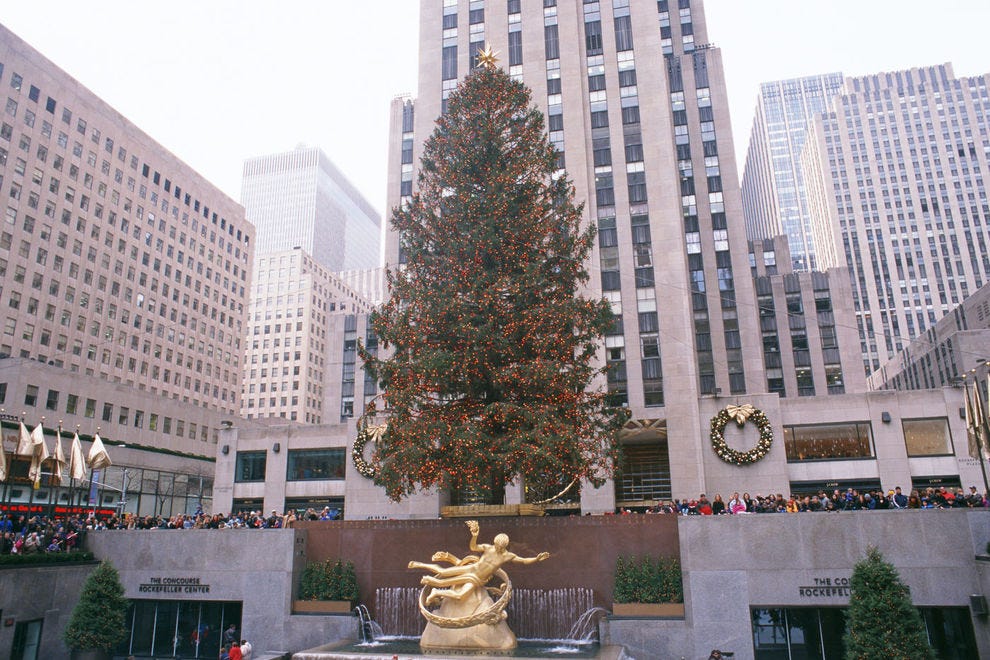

{"left": 51, "top": 428, "right": 66, "bottom": 487}
{"left": 15, "top": 422, "right": 32, "bottom": 455}
{"left": 28, "top": 423, "right": 49, "bottom": 488}
{"left": 87, "top": 433, "right": 112, "bottom": 470}
{"left": 69, "top": 433, "right": 87, "bottom": 481}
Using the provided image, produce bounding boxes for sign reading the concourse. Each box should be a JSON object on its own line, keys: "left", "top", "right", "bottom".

{"left": 798, "top": 576, "right": 850, "bottom": 599}
{"left": 138, "top": 576, "right": 211, "bottom": 594}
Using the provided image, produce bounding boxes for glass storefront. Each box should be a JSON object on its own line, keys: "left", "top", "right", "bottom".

{"left": 0, "top": 462, "right": 212, "bottom": 519}
{"left": 119, "top": 599, "right": 241, "bottom": 659}
{"left": 752, "top": 607, "right": 977, "bottom": 659}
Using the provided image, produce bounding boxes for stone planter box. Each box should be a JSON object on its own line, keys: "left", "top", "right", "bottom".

{"left": 292, "top": 600, "right": 354, "bottom": 614}
{"left": 612, "top": 602, "right": 685, "bottom": 617}
{"left": 441, "top": 504, "right": 520, "bottom": 518}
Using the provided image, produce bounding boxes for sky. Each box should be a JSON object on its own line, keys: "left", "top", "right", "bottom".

{"left": 1, "top": 1, "right": 988, "bottom": 219}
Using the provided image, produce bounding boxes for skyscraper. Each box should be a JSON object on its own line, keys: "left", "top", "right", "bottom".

{"left": 240, "top": 145, "right": 381, "bottom": 271}
{"left": 741, "top": 73, "right": 844, "bottom": 271}
{"left": 0, "top": 24, "right": 254, "bottom": 515}
{"left": 379, "top": 0, "right": 863, "bottom": 504}
{"left": 802, "top": 64, "right": 990, "bottom": 375}
{"left": 240, "top": 247, "right": 372, "bottom": 425}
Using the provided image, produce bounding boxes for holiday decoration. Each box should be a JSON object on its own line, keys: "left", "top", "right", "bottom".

{"left": 359, "top": 56, "right": 627, "bottom": 501}
{"left": 709, "top": 404, "right": 774, "bottom": 465}
{"left": 844, "top": 547, "right": 935, "bottom": 659}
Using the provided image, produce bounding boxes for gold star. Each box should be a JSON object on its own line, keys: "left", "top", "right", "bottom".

{"left": 477, "top": 43, "right": 499, "bottom": 69}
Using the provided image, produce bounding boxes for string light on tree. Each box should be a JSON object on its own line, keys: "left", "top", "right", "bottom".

{"left": 357, "top": 56, "right": 628, "bottom": 502}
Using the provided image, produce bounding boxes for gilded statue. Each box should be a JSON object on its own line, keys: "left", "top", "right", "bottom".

{"left": 408, "top": 520, "right": 550, "bottom": 651}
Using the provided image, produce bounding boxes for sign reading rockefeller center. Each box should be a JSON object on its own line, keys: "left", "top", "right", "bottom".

{"left": 138, "top": 576, "right": 211, "bottom": 594}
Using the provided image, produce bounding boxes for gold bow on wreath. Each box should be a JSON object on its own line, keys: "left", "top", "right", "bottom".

{"left": 725, "top": 404, "right": 756, "bottom": 425}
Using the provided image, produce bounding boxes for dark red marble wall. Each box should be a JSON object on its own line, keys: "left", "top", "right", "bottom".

{"left": 295, "top": 514, "right": 679, "bottom": 614}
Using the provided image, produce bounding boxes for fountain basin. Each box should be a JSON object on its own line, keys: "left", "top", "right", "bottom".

{"left": 292, "top": 639, "right": 627, "bottom": 659}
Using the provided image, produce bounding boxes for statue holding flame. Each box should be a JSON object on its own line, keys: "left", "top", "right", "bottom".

{"left": 408, "top": 520, "right": 550, "bottom": 651}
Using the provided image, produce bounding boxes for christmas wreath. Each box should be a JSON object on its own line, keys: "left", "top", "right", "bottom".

{"left": 352, "top": 421, "right": 385, "bottom": 479}
{"left": 709, "top": 404, "right": 774, "bottom": 465}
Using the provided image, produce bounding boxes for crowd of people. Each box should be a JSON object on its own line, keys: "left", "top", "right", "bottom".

{"left": 2, "top": 485, "right": 987, "bottom": 555}
{"left": 0, "top": 504, "right": 347, "bottom": 553}
{"left": 641, "top": 485, "right": 990, "bottom": 515}
{"left": 0, "top": 511, "right": 87, "bottom": 555}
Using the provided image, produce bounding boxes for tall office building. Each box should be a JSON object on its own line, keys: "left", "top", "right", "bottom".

{"left": 240, "top": 248, "right": 372, "bottom": 424}
{"left": 241, "top": 145, "right": 381, "bottom": 271}
{"left": 378, "top": 0, "right": 865, "bottom": 505}
{"left": 0, "top": 24, "right": 254, "bottom": 515}
{"left": 802, "top": 64, "right": 990, "bottom": 375}
{"left": 741, "top": 73, "right": 844, "bottom": 271}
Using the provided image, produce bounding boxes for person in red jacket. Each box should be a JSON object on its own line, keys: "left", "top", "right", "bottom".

{"left": 228, "top": 641, "right": 243, "bottom": 660}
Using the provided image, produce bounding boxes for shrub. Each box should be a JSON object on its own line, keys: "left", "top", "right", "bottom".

{"left": 613, "top": 555, "right": 682, "bottom": 603}
{"left": 63, "top": 560, "right": 130, "bottom": 652}
{"left": 299, "top": 559, "right": 359, "bottom": 602}
{"left": 0, "top": 551, "right": 94, "bottom": 567}
{"left": 844, "top": 546, "right": 934, "bottom": 660}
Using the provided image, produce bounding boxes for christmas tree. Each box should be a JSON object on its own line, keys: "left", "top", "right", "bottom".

{"left": 63, "top": 560, "right": 130, "bottom": 654}
{"left": 362, "top": 48, "right": 627, "bottom": 502}
{"left": 843, "top": 546, "right": 934, "bottom": 660}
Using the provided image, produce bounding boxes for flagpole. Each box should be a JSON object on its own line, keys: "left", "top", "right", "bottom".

{"left": 980, "top": 368, "right": 990, "bottom": 497}
{"left": 965, "top": 372, "right": 990, "bottom": 497}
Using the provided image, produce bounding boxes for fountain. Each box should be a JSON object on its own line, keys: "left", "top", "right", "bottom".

{"left": 292, "top": 521, "right": 620, "bottom": 659}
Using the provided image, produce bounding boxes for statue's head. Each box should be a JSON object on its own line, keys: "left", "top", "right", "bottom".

{"left": 493, "top": 533, "right": 509, "bottom": 550}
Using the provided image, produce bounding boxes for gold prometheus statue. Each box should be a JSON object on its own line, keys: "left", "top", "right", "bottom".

{"left": 408, "top": 520, "right": 550, "bottom": 651}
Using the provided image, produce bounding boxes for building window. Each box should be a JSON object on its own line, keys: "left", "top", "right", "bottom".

{"left": 286, "top": 448, "right": 346, "bottom": 481}
{"left": 45, "top": 388, "right": 59, "bottom": 411}
{"left": 783, "top": 422, "right": 874, "bottom": 461}
{"left": 24, "top": 384, "right": 38, "bottom": 406}
{"left": 903, "top": 417, "right": 952, "bottom": 456}
{"left": 235, "top": 450, "right": 267, "bottom": 482}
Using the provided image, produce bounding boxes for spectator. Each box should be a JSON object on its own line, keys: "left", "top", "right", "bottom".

{"left": 711, "top": 493, "right": 725, "bottom": 515}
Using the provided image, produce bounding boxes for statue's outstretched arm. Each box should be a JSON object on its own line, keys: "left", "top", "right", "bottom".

{"left": 512, "top": 551, "right": 551, "bottom": 565}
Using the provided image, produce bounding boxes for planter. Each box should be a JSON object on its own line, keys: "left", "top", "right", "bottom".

{"left": 612, "top": 602, "right": 685, "bottom": 617}
{"left": 292, "top": 600, "right": 354, "bottom": 614}
{"left": 441, "top": 504, "right": 520, "bottom": 518}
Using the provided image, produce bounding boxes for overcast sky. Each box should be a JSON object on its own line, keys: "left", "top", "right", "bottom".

{"left": 1, "top": 1, "right": 988, "bottom": 218}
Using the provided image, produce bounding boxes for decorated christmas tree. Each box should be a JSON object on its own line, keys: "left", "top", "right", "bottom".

{"left": 362, "top": 48, "right": 627, "bottom": 502}
{"left": 843, "top": 546, "right": 934, "bottom": 660}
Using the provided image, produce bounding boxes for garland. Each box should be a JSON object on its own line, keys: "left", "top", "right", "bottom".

{"left": 709, "top": 404, "right": 774, "bottom": 466}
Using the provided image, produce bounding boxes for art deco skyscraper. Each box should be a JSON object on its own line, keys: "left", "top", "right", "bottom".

{"left": 802, "top": 64, "right": 990, "bottom": 374}
{"left": 385, "top": 0, "right": 770, "bottom": 499}
{"left": 241, "top": 145, "right": 381, "bottom": 271}
{"left": 741, "top": 73, "right": 844, "bottom": 271}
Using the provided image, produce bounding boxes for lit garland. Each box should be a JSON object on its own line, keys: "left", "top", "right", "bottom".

{"left": 709, "top": 404, "right": 774, "bottom": 466}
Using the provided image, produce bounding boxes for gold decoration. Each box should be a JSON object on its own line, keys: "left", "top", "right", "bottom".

{"left": 352, "top": 420, "right": 385, "bottom": 479}
{"left": 409, "top": 520, "right": 550, "bottom": 651}
{"left": 725, "top": 403, "right": 756, "bottom": 425}
{"left": 709, "top": 404, "right": 774, "bottom": 466}
{"left": 477, "top": 43, "right": 499, "bottom": 69}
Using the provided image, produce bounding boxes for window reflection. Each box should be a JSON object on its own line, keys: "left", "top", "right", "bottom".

{"left": 784, "top": 422, "right": 874, "bottom": 461}
{"left": 903, "top": 418, "right": 952, "bottom": 456}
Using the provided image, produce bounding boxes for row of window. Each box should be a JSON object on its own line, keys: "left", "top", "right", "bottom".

{"left": 234, "top": 448, "right": 345, "bottom": 482}
{"left": 4, "top": 381, "right": 215, "bottom": 443}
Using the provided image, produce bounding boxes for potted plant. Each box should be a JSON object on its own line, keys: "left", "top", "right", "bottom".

{"left": 63, "top": 560, "right": 130, "bottom": 659}
{"left": 293, "top": 559, "right": 360, "bottom": 614}
{"left": 612, "top": 555, "right": 684, "bottom": 617}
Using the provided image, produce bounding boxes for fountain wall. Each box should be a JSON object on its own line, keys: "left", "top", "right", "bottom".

{"left": 294, "top": 514, "right": 679, "bottom": 624}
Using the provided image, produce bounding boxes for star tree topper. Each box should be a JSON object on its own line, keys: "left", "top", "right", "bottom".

{"left": 477, "top": 43, "right": 499, "bottom": 69}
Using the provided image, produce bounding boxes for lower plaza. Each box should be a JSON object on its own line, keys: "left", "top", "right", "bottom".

{"left": 2, "top": 380, "right": 988, "bottom": 659}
